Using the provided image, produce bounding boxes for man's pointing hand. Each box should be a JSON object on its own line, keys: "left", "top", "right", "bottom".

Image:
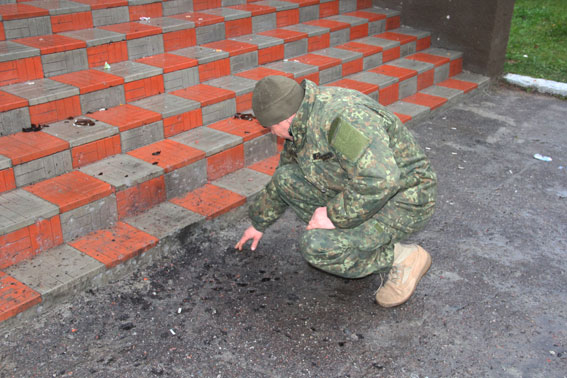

{"left": 235, "top": 226, "right": 264, "bottom": 251}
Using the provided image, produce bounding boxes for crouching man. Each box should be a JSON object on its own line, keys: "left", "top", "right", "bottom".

{"left": 235, "top": 76, "right": 437, "bottom": 307}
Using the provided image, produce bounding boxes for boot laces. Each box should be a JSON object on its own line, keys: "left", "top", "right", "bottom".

{"left": 386, "top": 266, "right": 403, "bottom": 284}
{"left": 374, "top": 266, "right": 402, "bottom": 296}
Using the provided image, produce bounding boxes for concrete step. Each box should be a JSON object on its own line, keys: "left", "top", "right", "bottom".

{"left": 0, "top": 1, "right": 385, "bottom": 82}
{"left": 0, "top": 6, "right": 402, "bottom": 135}
{"left": 0, "top": 41, "right": 465, "bottom": 193}
{"left": 0, "top": 0, "right": 491, "bottom": 324}
{"left": 0, "top": 9, "right": 421, "bottom": 188}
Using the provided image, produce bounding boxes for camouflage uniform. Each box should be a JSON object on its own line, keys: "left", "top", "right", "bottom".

{"left": 249, "top": 80, "right": 437, "bottom": 278}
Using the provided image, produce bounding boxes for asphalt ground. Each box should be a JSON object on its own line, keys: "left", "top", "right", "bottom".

{"left": 1, "top": 84, "right": 566, "bottom": 377}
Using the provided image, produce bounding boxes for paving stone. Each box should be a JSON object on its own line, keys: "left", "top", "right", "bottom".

{"left": 79, "top": 154, "right": 163, "bottom": 191}
{"left": 254, "top": 1, "right": 298, "bottom": 11}
{"left": 42, "top": 116, "right": 118, "bottom": 148}
{"left": 163, "top": 67, "right": 199, "bottom": 92}
{"left": 368, "top": 19, "right": 386, "bottom": 36}
{"left": 59, "top": 28, "right": 125, "bottom": 47}
{"left": 120, "top": 120, "right": 164, "bottom": 153}
{"left": 41, "top": 49, "right": 88, "bottom": 77}
{"left": 3, "top": 17, "right": 52, "bottom": 39}
{"left": 396, "top": 25, "right": 431, "bottom": 40}
{"left": 421, "top": 85, "right": 464, "bottom": 105}
{"left": 4, "top": 244, "right": 105, "bottom": 299}
{"left": 92, "top": 6, "right": 129, "bottom": 27}
{"left": 213, "top": 167, "right": 271, "bottom": 198}
{"left": 348, "top": 71, "right": 398, "bottom": 88}
{"left": 1, "top": 78, "right": 78, "bottom": 106}
{"left": 299, "top": 4, "right": 319, "bottom": 22}
{"left": 68, "top": 221, "right": 159, "bottom": 268}
{"left": 319, "top": 65, "right": 342, "bottom": 84}
{"left": 423, "top": 47, "right": 463, "bottom": 61}
{"left": 0, "top": 108, "right": 30, "bottom": 137}
{"left": 399, "top": 41, "right": 416, "bottom": 57}
{"left": 140, "top": 17, "right": 195, "bottom": 32}
{"left": 363, "top": 52, "right": 382, "bottom": 70}
{"left": 0, "top": 41, "right": 40, "bottom": 62}
{"left": 454, "top": 71, "right": 490, "bottom": 88}
{"left": 247, "top": 153, "right": 279, "bottom": 176}
{"left": 398, "top": 76, "right": 417, "bottom": 99}
{"left": 230, "top": 51, "right": 258, "bottom": 73}
{"left": 128, "top": 0, "right": 156, "bottom": 5}
{"left": 124, "top": 201, "right": 205, "bottom": 240}
{"left": 387, "top": 100, "right": 430, "bottom": 123}
{"left": 222, "top": 0, "right": 245, "bottom": 6}
{"left": 252, "top": 13, "right": 276, "bottom": 34}
{"left": 202, "top": 98, "right": 237, "bottom": 125}
{"left": 0, "top": 155, "right": 11, "bottom": 170}
{"left": 94, "top": 60, "right": 162, "bottom": 83}
{"left": 358, "top": 36, "right": 399, "bottom": 50}
{"left": 338, "top": 0, "right": 356, "bottom": 13}
{"left": 164, "top": 158, "right": 207, "bottom": 199}
{"left": 283, "top": 23, "right": 327, "bottom": 37}
{"left": 170, "top": 183, "right": 246, "bottom": 220}
{"left": 388, "top": 57, "right": 434, "bottom": 74}
{"left": 205, "top": 75, "right": 257, "bottom": 96}
{"left": 202, "top": 7, "right": 250, "bottom": 21}
{"left": 14, "top": 150, "right": 73, "bottom": 187}
{"left": 127, "top": 35, "right": 164, "bottom": 61}
{"left": 230, "top": 34, "right": 282, "bottom": 49}
{"left": 171, "top": 127, "right": 242, "bottom": 156}
{"left": 60, "top": 194, "right": 118, "bottom": 242}
{"left": 162, "top": 0, "right": 193, "bottom": 17}
{"left": 265, "top": 60, "right": 318, "bottom": 78}
{"left": 132, "top": 93, "right": 200, "bottom": 119}
{"left": 196, "top": 23, "right": 225, "bottom": 45}
{"left": 315, "top": 47, "right": 362, "bottom": 63}
{"left": 80, "top": 85, "right": 126, "bottom": 114}
{"left": 434, "top": 63, "right": 450, "bottom": 84}
{"left": 170, "top": 45, "right": 229, "bottom": 64}
{"left": 326, "top": 78, "right": 379, "bottom": 101}
{"left": 26, "top": 0, "right": 90, "bottom": 15}
{"left": 366, "top": 6, "right": 400, "bottom": 18}
{"left": 0, "top": 189, "right": 59, "bottom": 235}
{"left": 207, "top": 117, "right": 267, "bottom": 143}
{"left": 284, "top": 39, "right": 308, "bottom": 58}
{"left": 244, "top": 133, "right": 277, "bottom": 166}
{"left": 326, "top": 29, "right": 346, "bottom": 47}
{"left": 327, "top": 14, "right": 366, "bottom": 27}
{"left": 23, "top": 168, "right": 113, "bottom": 214}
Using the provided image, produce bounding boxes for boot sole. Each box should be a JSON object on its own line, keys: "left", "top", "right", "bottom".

{"left": 377, "top": 246, "right": 432, "bottom": 308}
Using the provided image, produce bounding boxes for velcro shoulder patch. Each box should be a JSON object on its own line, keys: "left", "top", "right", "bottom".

{"left": 328, "top": 117, "right": 371, "bottom": 162}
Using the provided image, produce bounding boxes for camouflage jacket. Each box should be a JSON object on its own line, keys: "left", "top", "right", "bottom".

{"left": 249, "top": 79, "right": 437, "bottom": 232}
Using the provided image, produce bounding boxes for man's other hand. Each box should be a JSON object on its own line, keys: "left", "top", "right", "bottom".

{"left": 306, "top": 207, "right": 336, "bottom": 230}
{"left": 235, "top": 226, "right": 264, "bottom": 251}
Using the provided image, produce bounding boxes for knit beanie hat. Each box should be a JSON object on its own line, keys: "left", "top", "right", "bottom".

{"left": 252, "top": 76, "right": 305, "bottom": 127}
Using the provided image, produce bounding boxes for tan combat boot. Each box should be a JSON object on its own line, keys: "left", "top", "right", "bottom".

{"left": 375, "top": 243, "right": 432, "bottom": 307}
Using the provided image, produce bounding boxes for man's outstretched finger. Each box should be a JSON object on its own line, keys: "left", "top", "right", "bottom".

{"left": 235, "top": 237, "right": 248, "bottom": 250}
{"left": 250, "top": 236, "right": 259, "bottom": 251}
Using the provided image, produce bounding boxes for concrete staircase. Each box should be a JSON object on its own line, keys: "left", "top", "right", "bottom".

{"left": 0, "top": 0, "right": 488, "bottom": 324}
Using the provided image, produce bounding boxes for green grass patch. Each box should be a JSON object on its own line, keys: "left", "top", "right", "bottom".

{"left": 504, "top": 0, "right": 567, "bottom": 83}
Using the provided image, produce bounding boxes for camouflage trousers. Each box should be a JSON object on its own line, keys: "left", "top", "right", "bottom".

{"left": 273, "top": 164, "right": 432, "bottom": 279}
